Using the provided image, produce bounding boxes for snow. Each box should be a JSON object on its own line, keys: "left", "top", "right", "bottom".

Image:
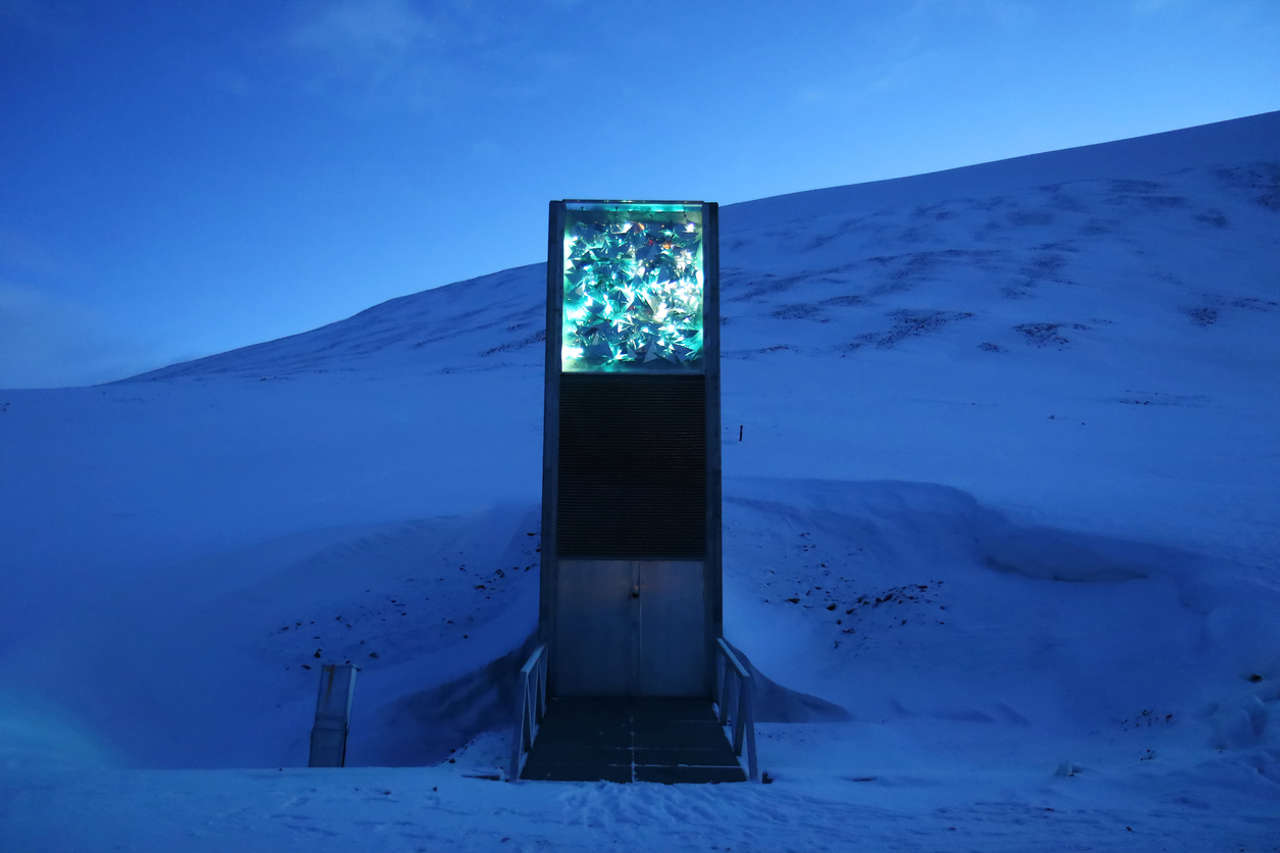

{"left": 2, "top": 111, "right": 1279, "bottom": 851}
{"left": 4, "top": 753, "right": 1275, "bottom": 852}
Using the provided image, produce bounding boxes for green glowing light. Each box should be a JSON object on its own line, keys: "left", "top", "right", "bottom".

{"left": 561, "top": 203, "right": 704, "bottom": 372}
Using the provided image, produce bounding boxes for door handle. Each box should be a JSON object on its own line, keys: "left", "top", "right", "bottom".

{"left": 631, "top": 584, "right": 640, "bottom": 599}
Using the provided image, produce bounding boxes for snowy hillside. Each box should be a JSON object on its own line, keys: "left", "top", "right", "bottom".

{"left": 2, "top": 112, "right": 1279, "bottom": 851}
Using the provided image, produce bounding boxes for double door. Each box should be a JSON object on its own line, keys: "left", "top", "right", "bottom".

{"left": 553, "top": 559, "right": 707, "bottom": 697}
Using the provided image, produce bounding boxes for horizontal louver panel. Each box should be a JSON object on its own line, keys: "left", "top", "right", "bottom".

{"left": 558, "top": 373, "right": 705, "bottom": 558}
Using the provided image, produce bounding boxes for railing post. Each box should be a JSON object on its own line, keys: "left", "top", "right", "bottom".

{"left": 538, "top": 652, "right": 548, "bottom": 718}
{"left": 737, "top": 671, "right": 747, "bottom": 737}
{"left": 523, "top": 674, "right": 535, "bottom": 751}
{"left": 510, "top": 668, "right": 526, "bottom": 781}
{"left": 732, "top": 680, "right": 745, "bottom": 754}
{"left": 716, "top": 653, "right": 728, "bottom": 725}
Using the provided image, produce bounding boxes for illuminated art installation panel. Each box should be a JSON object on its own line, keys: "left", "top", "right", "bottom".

{"left": 562, "top": 202, "right": 704, "bottom": 372}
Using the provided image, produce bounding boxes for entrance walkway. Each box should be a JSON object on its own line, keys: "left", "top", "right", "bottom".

{"left": 520, "top": 697, "right": 747, "bottom": 783}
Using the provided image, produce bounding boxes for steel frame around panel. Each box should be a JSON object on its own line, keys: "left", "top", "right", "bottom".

{"left": 541, "top": 202, "right": 564, "bottom": 662}
{"left": 702, "top": 202, "right": 722, "bottom": 697}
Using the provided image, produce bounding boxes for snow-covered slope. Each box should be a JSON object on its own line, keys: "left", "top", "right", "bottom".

{"left": 129, "top": 111, "right": 1280, "bottom": 386}
{"left": 2, "top": 112, "right": 1279, "bottom": 852}
{"left": 117, "top": 112, "right": 1280, "bottom": 563}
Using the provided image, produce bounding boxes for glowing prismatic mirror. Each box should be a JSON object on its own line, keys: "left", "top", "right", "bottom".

{"left": 561, "top": 202, "right": 705, "bottom": 373}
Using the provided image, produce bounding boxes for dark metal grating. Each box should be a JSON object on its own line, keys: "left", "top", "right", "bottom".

{"left": 521, "top": 697, "right": 746, "bottom": 783}
{"left": 558, "top": 373, "right": 705, "bottom": 558}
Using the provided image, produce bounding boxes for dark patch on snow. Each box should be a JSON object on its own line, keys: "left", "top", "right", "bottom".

{"left": 1033, "top": 240, "right": 1080, "bottom": 254}
{"left": 1006, "top": 208, "right": 1054, "bottom": 227}
{"left": 1232, "top": 296, "right": 1278, "bottom": 312}
{"left": 1023, "top": 253, "right": 1069, "bottom": 279}
{"left": 1139, "top": 195, "right": 1189, "bottom": 209}
{"left": 1185, "top": 306, "right": 1218, "bottom": 326}
{"left": 966, "top": 195, "right": 1009, "bottom": 212}
{"left": 1110, "top": 179, "right": 1165, "bottom": 194}
{"left": 877, "top": 310, "right": 974, "bottom": 347}
{"left": 1119, "top": 708, "right": 1176, "bottom": 731}
{"left": 1194, "top": 209, "right": 1230, "bottom": 228}
{"left": 723, "top": 344, "right": 801, "bottom": 360}
{"left": 842, "top": 310, "right": 974, "bottom": 352}
{"left": 819, "top": 294, "right": 868, "bottom": 307}
{"left": 1014, "top": 322, "right": 1071, "bottom": 348}
{"left": 804, "top": 230, "right": 842, "bottom": 251}
{"left": 1214, "top": 163, "right": 1280, "bottom": 210}
{"left": 1077, "top": 218, "right": 1116, "bottom": 236}
{"left": 1183, "top": 294, "right": 1277, "bottom": 328}
{"left": 1110, "top": 390, "right": 1209, "bottom": 407}
{"left": 866, "top": 252, "right": 938, "bottom": 295}
{"left": 772, "top": 303, "right": 827, "bottom": 321}
{"left": 731, "top": 271, "right": 812, "bottom": 302}
{"left": 1044, "top": 191, "right": 1085, "bottom": 213}
{"left": 480, "top": 330, "right": 545, "bottom": 357}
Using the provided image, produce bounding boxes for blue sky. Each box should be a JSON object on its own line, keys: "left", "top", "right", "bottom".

{"left": 1, "top": 0, "right": 1277, "bottom": 388}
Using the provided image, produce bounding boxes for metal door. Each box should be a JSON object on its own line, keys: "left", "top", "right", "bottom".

{"left": 636, "top": 560, "right": 706, "bottom": 696}
{"left": 553, "top": 559, "right": 633, "bottom": 696}
{"left": 554, "top": 559, "right": 706, "bottom": 697}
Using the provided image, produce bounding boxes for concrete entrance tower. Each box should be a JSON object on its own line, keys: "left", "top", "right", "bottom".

{"left": 540, "top": 200, "right": 721, "bottom": 698}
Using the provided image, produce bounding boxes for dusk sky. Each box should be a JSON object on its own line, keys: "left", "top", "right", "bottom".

{"left": 1, "top": 0, "right": 1277, "bottom": 388}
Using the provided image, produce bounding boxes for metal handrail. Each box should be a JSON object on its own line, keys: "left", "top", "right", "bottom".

{"left": 508, "top": 643, "right": 548, "bottom": 781}
{"left": 714, "top": 638, "right": 759, "bottom": 781}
